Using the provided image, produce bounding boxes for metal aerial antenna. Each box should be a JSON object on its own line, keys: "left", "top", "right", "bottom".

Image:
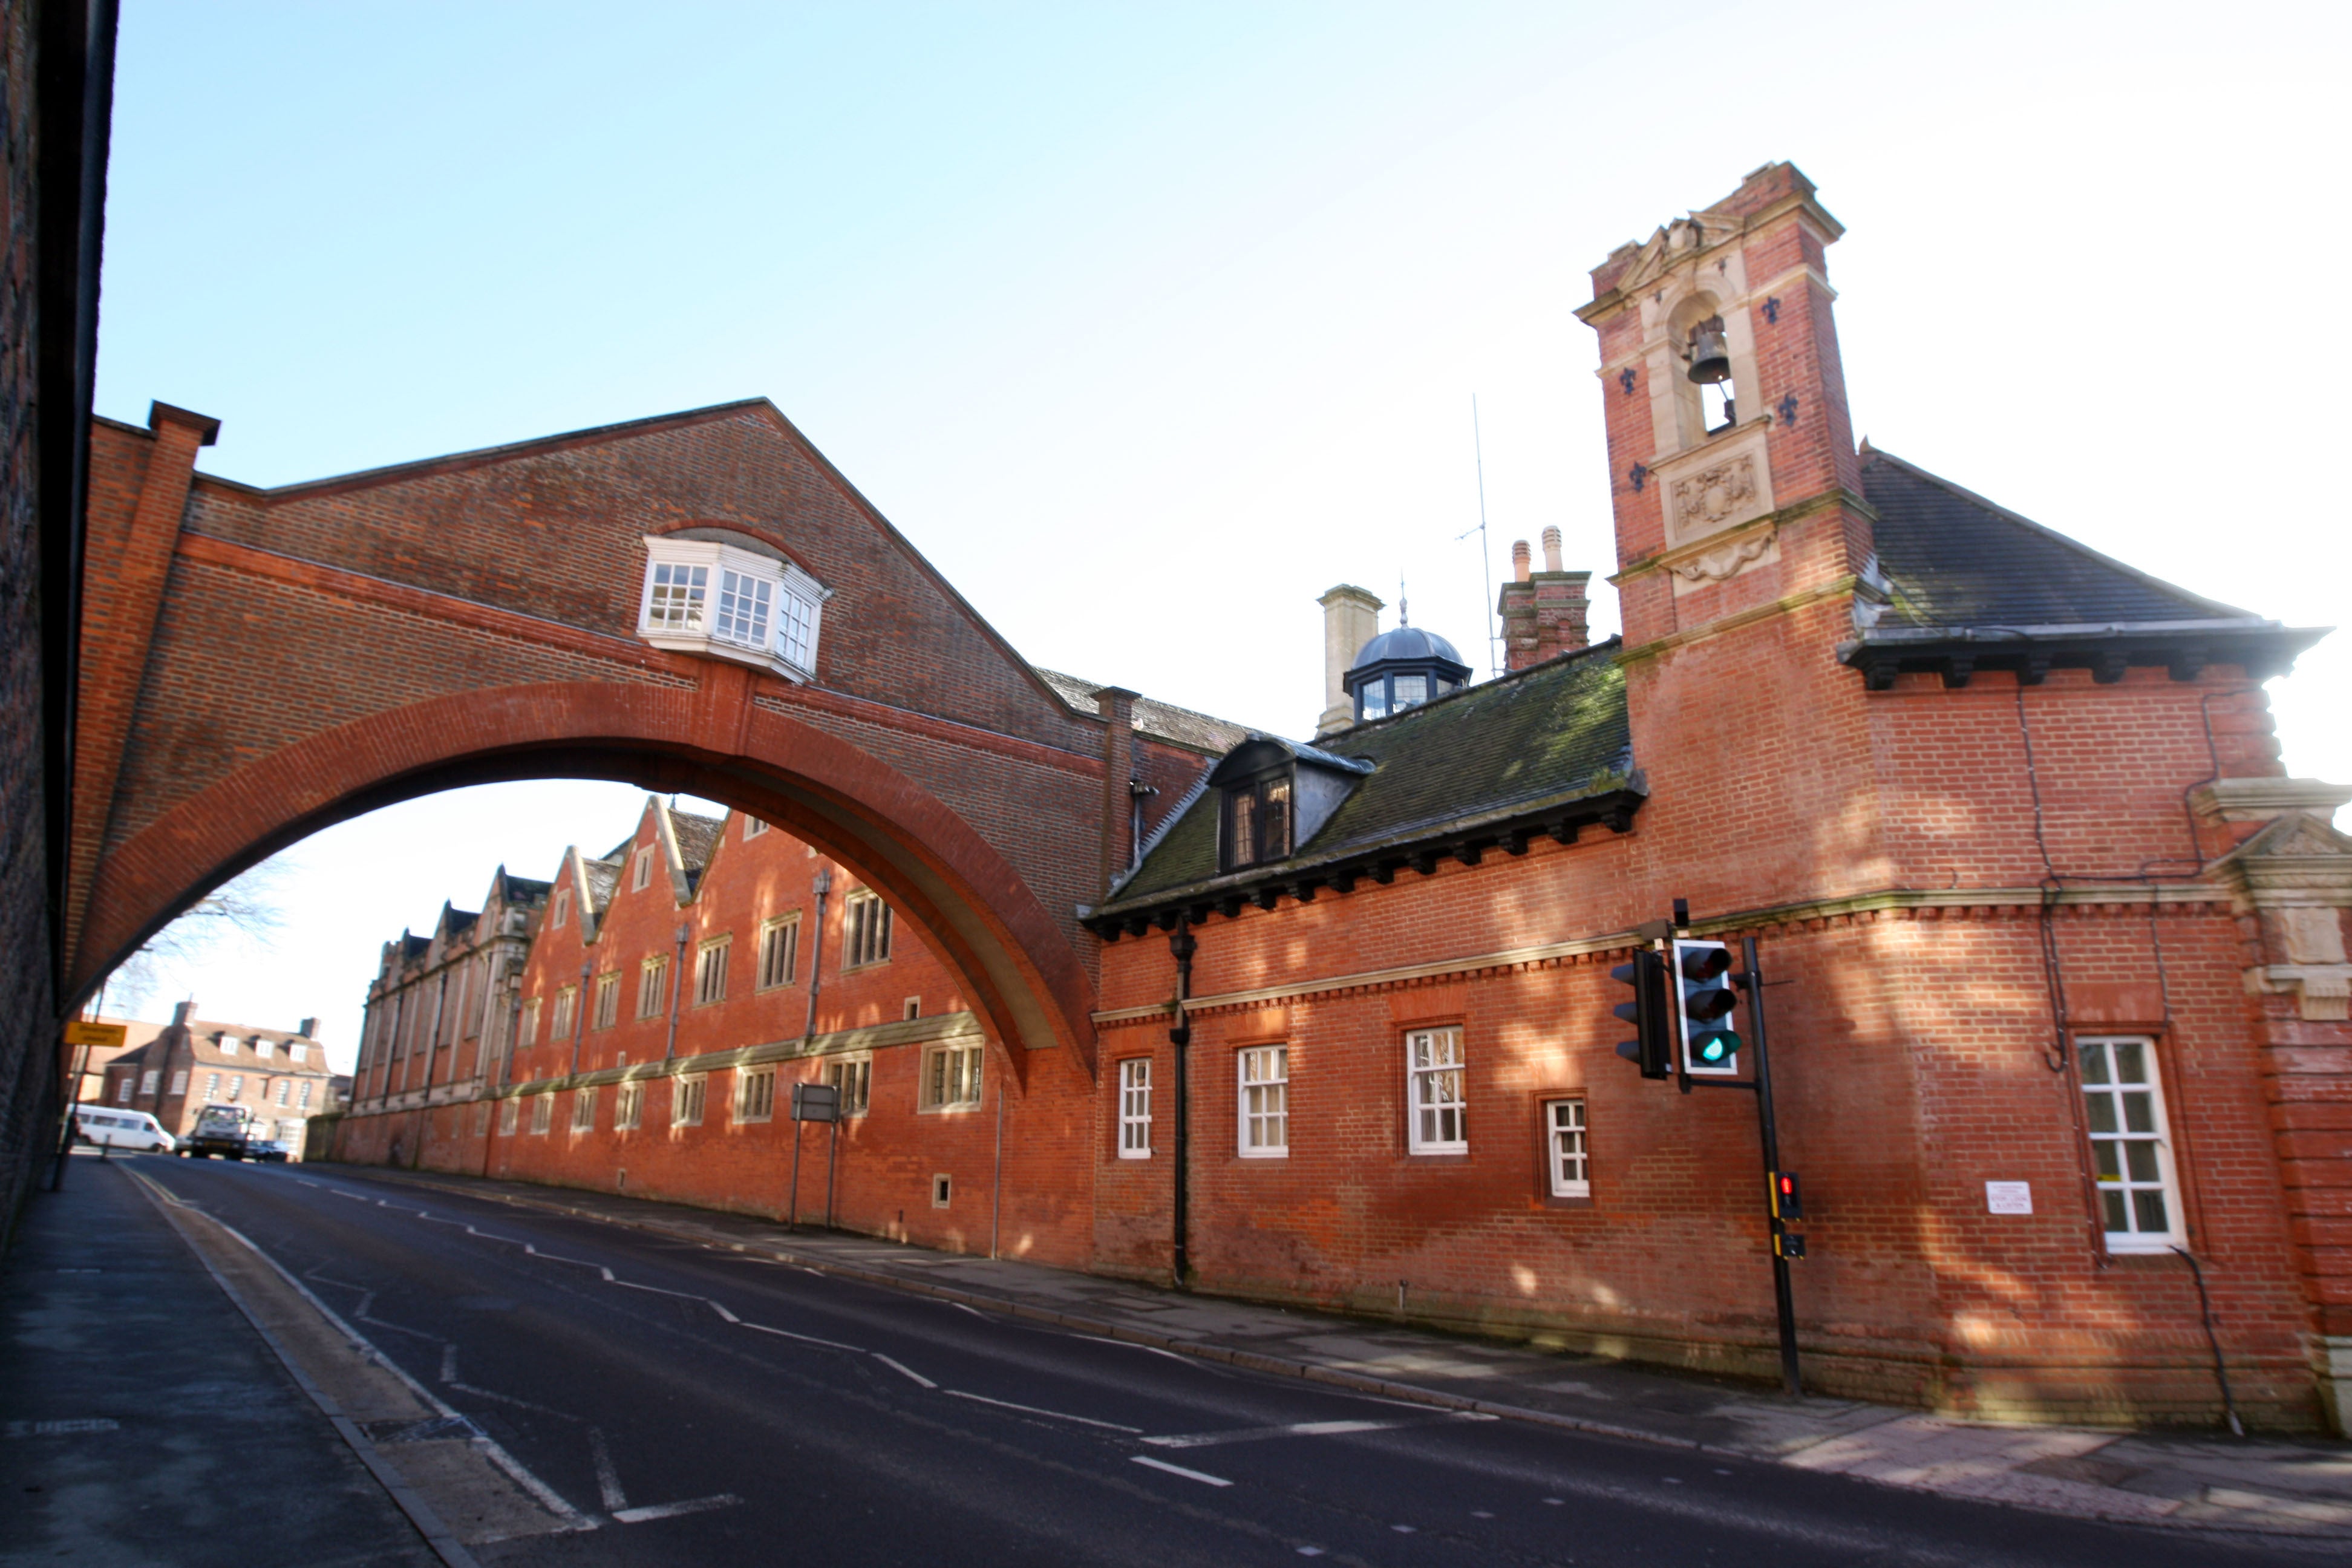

{"left": 1455, "top": 394, "right": 1500, "bottom": 678}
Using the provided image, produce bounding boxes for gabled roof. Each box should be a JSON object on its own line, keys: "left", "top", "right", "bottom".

{"left": 1033, "top": 669, "right": 1253, "bottom": 756}
{"left": 670, "top": 809, "right": 725, "bottom": 872}
{"left": 1092, "top": 641, "right": 1639, "bottom": 932}
{"left": 1841, "top": 447, "right": 2327, "bottom": 688}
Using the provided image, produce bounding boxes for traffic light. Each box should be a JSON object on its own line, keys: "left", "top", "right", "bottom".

{"left": 1672, "top": 938, "right": 1740, "bottom": 1074}
{"left": 1610, "top": 948, "right": 1670, "bottom": 1079}
{"left": 1771, "top": 1170, "right": 1802, "bottom": 1221}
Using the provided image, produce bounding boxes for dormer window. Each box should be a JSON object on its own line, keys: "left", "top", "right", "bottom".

{"left": 1207, "top": 737, "right": 1373, "bottom": 876}
{"left": 1223, "top": 770, "right": 1292, "bottom": 871}
{"left": 638, "top": 534, "right": 829, "bottom": 681}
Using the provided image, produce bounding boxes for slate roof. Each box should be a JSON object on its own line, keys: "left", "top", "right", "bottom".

{"left": 1094, "top": 640, "right": 1637, "bottom": 926}
{"left": 1861, "top": 447, "right": 2254, "bottom": 629}
{"left": 1843, "top": 447, "right": 2325, "bottom": 686}
{"left": 1034, "top": 668, "right": 1253, "bottom": 757}
{"left": 671, "top": 809, "right": 724, "bottom": 871}
{"left": 496, "top": 871, "right": 552, "bottom": 904}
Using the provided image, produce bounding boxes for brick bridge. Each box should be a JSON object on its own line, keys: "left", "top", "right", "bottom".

{"left": 67, "top": 399, "right": 1195, "bottom": 1083}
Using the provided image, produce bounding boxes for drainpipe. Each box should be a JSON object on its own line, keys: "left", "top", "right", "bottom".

{"left": 664, "top": 922, "right": 690, "bottom": 1059}
{"left": 802, "top": 869, "right": 832, "bottom": 1043}
{"left": 1168, "top": 918, "right": 1197, "bottom": 1290}
{"left": 424, "top": 970, "right": 448, "bottom": 1092}
{"left": 569, "top": 960, "right": 590, "bottom": 1077}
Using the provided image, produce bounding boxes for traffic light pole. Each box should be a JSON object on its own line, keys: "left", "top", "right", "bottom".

{"left": 1742, "top": 936, "right": 1802, "bottom": 1399}
{"left": 1668, "top": 933, "right": 1801, "bottom": 1398}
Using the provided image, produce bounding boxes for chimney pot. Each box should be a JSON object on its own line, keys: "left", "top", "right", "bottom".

{"left": 1541, "top": 526, "right": 1564, "bottom": 574}
{"left": 1511, "top": 540, "right": 1532, "bottom": 583}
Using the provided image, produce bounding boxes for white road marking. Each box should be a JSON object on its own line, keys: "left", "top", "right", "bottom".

{"left": 1295, "top": 1548, "right": 1325, "bottom": 1558}
{"left": 4, "top": 1418, "right": 120, "bottom": 1437}
{"left": 612, "top": 1494, "right": 742, "bottom": 1524}
{"left": 1130, "top": 1455, "right": 1233, "bottom": 1488}
{"left": 1391, "top": 1523, "right": 1417, "bottom": 1532}
{"left": 439, "top": 1345, "right": 459, "bottom": 1383}
{"left": 740, "top": 1321, "right": 864, "bottom": 1352}
{"left": 953, "top": 1302, "right": 988, "bottom": 1319}
{"left": 1145, "top": 1418, "right": 1408, "bottom": 1449}
{"left": 942, "top": 1390, "right": 1143, "bottom": 1432}
{"left": 707, "top": 1301, "right": 740, "bottom": 1323}
{"left": 589, "top": 1428, "right": 627, "bottom": 1512}
{"left": 871, "top": 1353, "right": 936, "bottom": 1388}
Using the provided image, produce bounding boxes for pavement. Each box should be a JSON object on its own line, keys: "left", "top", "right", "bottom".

{"left": 0, "top": 1151, "right": 442, "bottom": 1567}
{"left": 342, "top": 1160, "right": 2352, "bottom": 1543}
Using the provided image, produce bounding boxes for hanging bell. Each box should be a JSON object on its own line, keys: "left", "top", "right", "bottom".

{"left": 1685, "top": 317, "right": 1731, "bottom": 385}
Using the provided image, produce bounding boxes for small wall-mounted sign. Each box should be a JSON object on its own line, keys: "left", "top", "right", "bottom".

{"left": 1985, "top": 1181, "right": 2033, "bottom": 1215}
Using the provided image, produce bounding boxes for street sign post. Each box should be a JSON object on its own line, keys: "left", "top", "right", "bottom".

{"left": 788, "top": 1082, "right": 841, "bottom": 1229}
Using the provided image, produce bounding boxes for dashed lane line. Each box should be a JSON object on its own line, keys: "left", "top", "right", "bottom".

{"left": 1131, "top": 1455, "right": 1234, "bottom": 1488}
{"left": 943, "top": 1390, "right": 1145, "bottom": 1432}
{"left": 612, "top": 1495, "right": 745, "bottom": 1524}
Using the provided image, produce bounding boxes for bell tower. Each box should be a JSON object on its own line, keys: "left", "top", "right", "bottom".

{"left": 1577, "top": 163, "right": 1867, "bottom": 652}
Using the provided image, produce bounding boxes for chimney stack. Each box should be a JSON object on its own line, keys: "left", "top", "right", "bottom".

{"left": 299, "top": 1017, "right": 319, "bottom": 1039}
{"left": 1496, "top": 533, "right": 1592, "bottom": 672}
{"left": 1316, "top": 585, "right": 1384, "bottom": 736}
{"left": 171, "top": 999, "right": 195, "bottom": 1026}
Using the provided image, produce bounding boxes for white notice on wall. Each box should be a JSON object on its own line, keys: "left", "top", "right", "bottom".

{"left": 1985, "top": 1181, "right": 2033, "bottom": 1215}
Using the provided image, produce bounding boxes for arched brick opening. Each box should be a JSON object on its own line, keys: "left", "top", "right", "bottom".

{"left": 71, "top": 681, "right": 1099, "bottom": 1085}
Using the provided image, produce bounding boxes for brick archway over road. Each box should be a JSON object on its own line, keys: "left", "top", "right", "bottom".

{"left": 70, "top": 398, "right": 1183, "bottom": 1080}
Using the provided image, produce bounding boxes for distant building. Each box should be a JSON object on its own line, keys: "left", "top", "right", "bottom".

{"left": 103, "top": 1003, "right": 338, "bottom": 1155}
{"left": 64, "top": 1016, "right": 163, "bottom": 1106}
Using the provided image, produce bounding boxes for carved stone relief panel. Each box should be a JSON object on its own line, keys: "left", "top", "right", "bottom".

{"left": 1656, "top": 423, "right": 1774, "bottom": 548}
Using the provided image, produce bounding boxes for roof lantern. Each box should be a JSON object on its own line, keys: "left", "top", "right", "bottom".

{"left": 1344, "top": 622, "right": 1472, "bottom": 724}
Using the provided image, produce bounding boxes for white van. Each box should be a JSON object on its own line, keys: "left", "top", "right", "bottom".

{"left": 73, "top": 1106, "right": 177, "bottom": 1153}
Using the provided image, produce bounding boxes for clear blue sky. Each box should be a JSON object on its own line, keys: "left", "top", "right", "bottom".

{"left": 92, "top": 1, "right": 2350, "bottom": 1062}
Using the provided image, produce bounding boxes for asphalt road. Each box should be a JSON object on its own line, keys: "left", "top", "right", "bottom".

{"left": 134, "top": 1156, "right": 2325, "bottom": 1567}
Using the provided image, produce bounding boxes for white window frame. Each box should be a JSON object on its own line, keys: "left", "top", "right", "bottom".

{"left": 552, "top": 887, "right": 570, "bottom": 927}
{"left": 1545, "top": 1098, "right": 1590, "bottom": 1198}
{"left": 298, "top": 1080, "right": 313, "bottom": 1109}
{"left": 204, "top": 1073, "right": 221, "bottom": 1102}
{"left": 499, "top": 1096, "right": 519, "bottom": 1134}
{"left": 592, "top": 972, "right": 621, "bottom": 1030}
{"left": 825, "top": 1055, "right": 872, "bottom": 1116}
{"left": 636, "top": 535, "right": 830, "bottom": 682}
{"left": 140, "top": 1070, "right": 160, "bottom": 1096}
{"left": 115, "top": 1077, "right": 133, "bottom": 1103}
{"left": 615, "top": 1080, "right": 644, "bottom": 1130}
{"left": 275, "top": 1079, "right": 292, "bottom": 1106}
{"left": 550, "top": 986, "right": 577, "bottom": 1039}
{"left": 218, "top": 1035, "right": 240, "bottom": 1056}
{"left": 742, "top": 816, "right": 768, "bottom": 840}
{"left": 843, "top": 890, "right": 892, "bottom": 969}
{"left": 519, "top": 998, "right": 540, "bottom": 1048}
{"left": 632, "top": 844, "right": 655, "bottom": 891}
{"left": 2079, "top": 1034, "right": 2187, "bottom": 1252}
{"left": 921, "top": 1042, "right": 982, "bottom": 1112}
{"left": 1238, "top": 1045, "right": 1288, "bottom": 1158}
{"left": 1117, "top": 1058, "right": 1152, "bottom": 1158}
{"left": 170, "top": 1070, "right": 188, "bottom": 1096}
{"left": 529, "top": 1093, "right": 554, "bottom": 1134}
{"left": 255, "top": 1038, "right": 276, "bottom": 1060}
{"left": 696, "top": 938, "right": 730, "bottom": 1005}
{"left": 757, "top": 915, "right": 800, "bottom": 990}
{"left": 572, "top": 1085, "right": 598, "bottom": 1131}
{"left": 673, "top": 1074, "right": 707, "bottom": 1128}
{"left": 736, "top": 1066, "right": 776, "bottom": 1123}
{"left": 1405, "top": 1028, "right": 1468, "bottom": 1155}
{"left": 635, "top": 958, "right": 666, "bottom": 1021}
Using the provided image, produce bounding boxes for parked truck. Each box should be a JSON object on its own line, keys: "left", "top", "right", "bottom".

{"left": 183, "top": 1104, "right": 256, "bottom": 1159}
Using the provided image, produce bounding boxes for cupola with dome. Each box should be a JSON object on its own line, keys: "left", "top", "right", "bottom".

{"left": 1344, "top": 621, "right": 1471, "bottom": 724}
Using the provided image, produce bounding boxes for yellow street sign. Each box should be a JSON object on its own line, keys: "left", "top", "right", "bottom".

{"left": 63, "top": 1021, "right": 128, "bottom": 1050}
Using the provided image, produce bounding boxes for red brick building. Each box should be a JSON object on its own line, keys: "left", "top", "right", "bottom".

{"left": 1085, "top": 164, "right": 2349, "bottom": 1432}
{"left": 103, "top": 999, "right": 338, "bottom": 1152}
{"left": 299, "top": 163, "right": 2348, "bottom": 1431}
